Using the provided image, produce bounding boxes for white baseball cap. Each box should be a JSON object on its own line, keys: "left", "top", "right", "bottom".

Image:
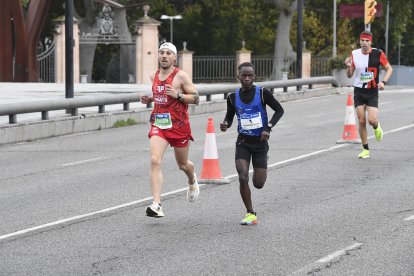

{"left": 159, "top": 42, "right": 177, "bottom": 55}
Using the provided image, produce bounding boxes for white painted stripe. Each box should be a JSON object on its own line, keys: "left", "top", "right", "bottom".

{"left": 216, "top": 130, "right": 236, "bottom": 137}
{"left": 288, "top": 242, "right": 363, "bottom": 275}
{"left": 382, "top": 123, "right": 414, "bottom": 134}
{"left": 62, "top": 158, "right": 102, "bottom": 167}
{"left": 317, "top": 243, "right": 363, "bottom": 263}
{"left": 0, "top": 187, "right": 204, "bottom": 242}
{"left": 226, "top": 144, "right": 348, "bottom": 179}
{"left": 307, "top": 113, "right": 325, "bottom": 118}
{"left": 403, "top": 215, "right": 414, "bottom": 221}
{"left": 284, "top": 94, "right": 335, "bottom": 103}
{"left": 2, "top": 123, "right": 414, "bottom": 241}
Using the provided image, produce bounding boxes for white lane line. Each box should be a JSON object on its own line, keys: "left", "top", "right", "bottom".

{"left": 216, "top": 130, "right": 236, "bottom": 137}
{"left": 380, "top": 101, "right": 393, "bottom": 105}
{"left": 284, "top": 94, "right": 335, "bottom": 103}
{"left": 307, "top": 113, "right": 325, "bottom": 118}
{"left": 403, "top": 215, "right": 414, "bottom": 221}
{"left": 383, "top": 123, "right": 414, "bottom": 134}
{"left": 0, "top": 188, "right": 197, "bottom": 242}
{"left": 289, "top": 243, "right": 363, "bottom": 275}
{"left": 316, "top": 242, "right": 363, "bottom": 263}
{"left": 62, "top": 157, "right": 102, "bottom": 167}
{"left": 2, "top": 123, "right": 414, "bottom": 242}
{"left": 0, "top": 196, "right": 148, "bottom": 241}
{"left": 226, "top": 144, "right": 348, "bottom": 179}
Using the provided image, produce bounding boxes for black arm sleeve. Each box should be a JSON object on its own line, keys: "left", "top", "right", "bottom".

{"left": 222, "top": 93, "right": 236, "bottom": 128}
{"left": 263, "top": 89, "right": 284, "bottom": 130}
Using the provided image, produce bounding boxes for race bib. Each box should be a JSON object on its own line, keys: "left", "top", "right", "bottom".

{"left": 240, "top": 112, "right": 263, "bottom": 130}
{"left": 153, "top": 113, "right": 172, "bottom": 129}
{"left": 360, "top": 72, "right": 374, "bottom": 83}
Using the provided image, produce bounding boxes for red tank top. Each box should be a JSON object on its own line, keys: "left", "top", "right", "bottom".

{"left": 151, "top": 67, "right": 192, "bottom": 137}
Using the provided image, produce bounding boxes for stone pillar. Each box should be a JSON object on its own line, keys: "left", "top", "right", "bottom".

{"left": 134, "top": 5, "right": 161, "bottom": 84}
{"left": 73, "top": 22, "right": 80, "bottom": 83}
{"left": 302, "top": 42, "right": 311, "bottom": 78}
{"left": 53, "top": 16, "right": 80, "bottom": 83}
{"left": 178, "top": 42, "right": 194, "bottom": 79}
{"left": 235, "top": 41, "right": 252, "bottom": 77}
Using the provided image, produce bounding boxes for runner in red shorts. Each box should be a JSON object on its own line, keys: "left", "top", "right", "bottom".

{"left": 140, "top": 42, "right": 200, "bottom": 217}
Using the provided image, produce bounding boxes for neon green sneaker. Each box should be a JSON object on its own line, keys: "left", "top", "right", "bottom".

{"left": 240, "top": 213, "right": 257, "bottom": 225}
{"left": 358, "top": 149, "right": 370, "bottom": 159}
{"left": 374, "top": 123, "right": 383, "bottom": 141}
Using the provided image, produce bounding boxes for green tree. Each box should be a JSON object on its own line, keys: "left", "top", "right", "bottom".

{"left": 148, "top": 0, "right": 277, "bottom": 55}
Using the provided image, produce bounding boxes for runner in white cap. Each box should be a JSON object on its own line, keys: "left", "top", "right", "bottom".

{"left": 140, "top": 42, "right": 200, "bottom": 218}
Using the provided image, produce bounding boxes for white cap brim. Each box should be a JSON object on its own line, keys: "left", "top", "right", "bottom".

{"left": 159, "top": 42, "right": 177, "bottom": 55}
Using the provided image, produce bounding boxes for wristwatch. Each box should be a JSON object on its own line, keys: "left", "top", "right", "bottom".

{"left": 177, "top": 92, "right": 182, "bottom": 100}
{"left": 266, "top": 122, "right": 273, "bottom": 132}
{"left": 382, "top": 80, "right": 387, "bottom": 85}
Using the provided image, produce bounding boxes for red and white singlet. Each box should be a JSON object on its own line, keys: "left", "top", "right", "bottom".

{"left": 351, "top": 48, "right": 389, "bottom": 90}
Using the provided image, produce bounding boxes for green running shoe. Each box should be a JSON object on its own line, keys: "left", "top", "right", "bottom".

{"left": 358, "top": 149, "right": 370, "bottom": 159}
{"left": 374, "top": 123, "right": 383, "bottom": 141}
{"left": 241, "top": 213, "right": 257, "bottom": 225}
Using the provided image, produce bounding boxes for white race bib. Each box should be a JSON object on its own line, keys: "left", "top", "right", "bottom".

{"left": 360, "top": 72, "right": 374, "bottom": 83}
{"left": 240, "top": 112, "right": 263, "bottom": 130}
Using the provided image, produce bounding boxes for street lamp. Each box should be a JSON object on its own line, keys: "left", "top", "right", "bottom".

{"left": 160, "top": 14, "right": 182, "bottom": 44}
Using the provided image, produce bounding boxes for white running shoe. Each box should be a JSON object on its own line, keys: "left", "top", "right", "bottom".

{"left": 187, "top": 173, "right": 200, "bottom": 202}
{"left": 146, "top": 201, "right": 164, "bottom": 218}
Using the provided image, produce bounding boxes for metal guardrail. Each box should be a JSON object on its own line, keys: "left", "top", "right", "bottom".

{"left": 0, "top": 76, "right": 338, "bottom": 124}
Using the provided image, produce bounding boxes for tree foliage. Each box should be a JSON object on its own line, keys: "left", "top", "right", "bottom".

{"left": 31, "top": 0, "right": 414, "bottom": 80}
{"left": 146, "top": 0, "right": 278, "bottom": 55}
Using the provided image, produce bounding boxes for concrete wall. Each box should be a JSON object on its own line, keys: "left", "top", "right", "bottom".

{"left": 389, "top": 66, "right": 414, "bottom": 86}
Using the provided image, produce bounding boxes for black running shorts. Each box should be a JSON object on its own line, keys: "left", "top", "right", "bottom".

{"left": 353, "top": 87, "right": 379, "bottom": 108}
{"left": 235, "top": 135, "right": 269, "bottom": 169}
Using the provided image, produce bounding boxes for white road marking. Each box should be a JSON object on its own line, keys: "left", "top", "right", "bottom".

{"left": 62, "top": 157, "right": 102, "bottom": 167}
{"left": 2, "top": 123, "right": 414, "bottom": 242}
{"left": 316, "top": 242, "right": 363, "bottom": 263}
{"left": 289, "top": 243, "right": 363, "bottom": 275}
{"left": 307, "top": 113, "right": 325, "bottom": 118}
{"left": 0, "top": 188, "right": 192, "bottom": 242}
{"left": 216, "top": 130, "right": 236, "bottom": 137}
{"left": 226, "top": 144, "right": 348, "bottom": 179}
{"left": 0, "top": 196, "right": 150, "bottom": 241}
{"left": 403, "top": 215, "right": 414, "bottom": 221}
{"left": 283, "top": 94, "right": 335, "bottom": 103}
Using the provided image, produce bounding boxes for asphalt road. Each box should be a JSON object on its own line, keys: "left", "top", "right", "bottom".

{"left": 1, "top": 88, "right": 414, "bottom": 275}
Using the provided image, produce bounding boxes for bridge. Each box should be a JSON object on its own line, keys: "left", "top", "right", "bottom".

{"left": 1, "top": 82, "right": 414, "bottom": 275}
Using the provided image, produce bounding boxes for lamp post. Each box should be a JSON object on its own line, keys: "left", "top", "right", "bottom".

{"left": 160, "top": 14, "right": 182, "bottom": 44}
{"left": 65, "top": 0, "right": 74, "bottom": 99}
{"left": 333, "top": 0, "right": 337, "bottom": 58}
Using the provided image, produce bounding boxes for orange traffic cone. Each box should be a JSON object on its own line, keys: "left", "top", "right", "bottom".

{"left": 337, "top": 93, "right": 361, "bottom": 144}
{"left": 198, "top": 117, "right": 230, "bottom": 184}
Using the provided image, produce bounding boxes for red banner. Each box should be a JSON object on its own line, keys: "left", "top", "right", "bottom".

{"left": 340, "top": 3, "right": 383, "bottom": 18}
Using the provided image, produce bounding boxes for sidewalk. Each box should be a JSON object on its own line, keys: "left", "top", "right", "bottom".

{"left": 0, "top": 82, "right": 152, "bottom": 125}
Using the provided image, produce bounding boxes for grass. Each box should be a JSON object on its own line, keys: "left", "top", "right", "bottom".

{"left": 113, "top": 118, "right": 138, "bottom": 128}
